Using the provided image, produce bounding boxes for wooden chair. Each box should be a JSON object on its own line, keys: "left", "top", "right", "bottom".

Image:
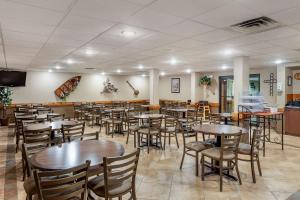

{"left": 137, "top": 117, "right": 163, "bottom": 153}
{"left": 74, "top": 103, "right": 83, "bottom": 120}
{"left": 67, "top": 131, "right": 99, "bottom": 142}
{"left": 37, "top": 107, "right": 52, "bottom": 115}
{"left": 106, "top": 110, "right": 125, "bottom": 137}
{"left": 209, "top": 113, "right": 221, "bottom": 124}
{"left": 238, "top": 128, "right": 263, "bottom": 183}
{"left": 126, "top": 112, "right": 139, "bottom": 148}
{"left": 179, "top": 121, "right": 209, "bottom": 176}
{"left": 15, "top": 115, "right": 37, "bottom": 152}
{"left": 48, "top": 114, "right": 64, "bottom": 121}
{"left": 88, "top": 149, "right": 140, "bottom": 200}
{"left": 62, "top": 122, "right": 85, "bottom": 142}
{"left": 201, "top": 132, "right": 242, "bottom": 192}
{"left": 161, "top": 115, "right": 179, "bottom": 149}
{"left": 33, "top": 160, "right": 91, "bottom": 200}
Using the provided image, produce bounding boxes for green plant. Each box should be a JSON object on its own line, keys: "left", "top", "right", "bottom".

{"left": 0, "top": 87, "right": 12, "bottom": 106}
{"left": 199, "top": 76, "right": 212, "bottom": 86}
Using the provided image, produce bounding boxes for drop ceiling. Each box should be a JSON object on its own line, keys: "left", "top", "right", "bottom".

{"left": 1, "top": 0, "right": 300, "bottom": 74}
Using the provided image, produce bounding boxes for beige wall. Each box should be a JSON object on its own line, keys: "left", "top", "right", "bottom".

{"left": 159, "top": 74, "right": 191, "bottom": 101}
{"left": 292, "top": 69, "right": 300, "bottom": 94}
{"left": 11, "top": 71, "right": 149, "bottom": 103}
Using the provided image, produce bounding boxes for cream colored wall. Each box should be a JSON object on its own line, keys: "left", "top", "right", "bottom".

{"left": 198, "top": 67, "right": 277, "bottom": 105}
{"left": 11, "top": 71, "right": 149, "bottom": 103}
{"left": 292, "top": 70, "right": 300, "bottom": 94}
{"left": 159, "top": 74, "right": 191, "bottom": 101}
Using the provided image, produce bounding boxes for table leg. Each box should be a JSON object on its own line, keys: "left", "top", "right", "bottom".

{"left": 282, "top": 113, "right": 284, "bottom": 150}
{"left": 263, "top": 116, "right": 266, "bottom": 157}
{"left": 268, "top": 116, "right": 271, "bottom": 142}
{"left": 224, "top": 117, "right": 228, "bottom": 125}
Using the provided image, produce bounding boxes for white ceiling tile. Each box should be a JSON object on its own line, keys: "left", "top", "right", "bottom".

{"left": 160, "top": 20, "right": 214, "bottom": 37}
{"left": 124, "top": 7, "right": 184, "bottom": 31}
{"left": 270, "top": 6, "right": 300, "bottom": 25}
{"left": 148, "top": 0, "right": 232, "bottom": 18}
{"left": 125, "top": 0, "right": 155, "bottom": 5}
{"left": 70, "top": 0, "right": 142, "bottom": 22}
{"left": 0, "top": 0, "right": 65, "bottom": 26}
{"left": 3, "top": 30, "right": 48, "bottom": 43}
{"left": 236, "top": 0, "right": 300, "bottom": 15}
{"left": 193, "top": 2, "right": 261, "bottom": 28}
{"left": 248, "top": 26, "right": 300, "bottom": 41}
{"left": 192, "top": 29, "right": 242, "bottom": 43}
{"left": 9, "top": 0, "right": 74, "bottom": 12}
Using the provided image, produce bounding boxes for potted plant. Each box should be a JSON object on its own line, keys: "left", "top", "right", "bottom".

{"left": 199, "top": 76, "right": 212, "bottom": 100}
{"left": 0, "top": 87, "right": 12, "bottom": 126}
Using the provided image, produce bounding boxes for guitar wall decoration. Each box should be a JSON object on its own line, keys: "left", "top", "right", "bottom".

{"left": 126, "top": 81, "right": 139, "bottom": 96}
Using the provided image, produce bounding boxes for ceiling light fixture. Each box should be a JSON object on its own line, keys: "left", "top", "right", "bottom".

{"left": 186, "top": 69, "right": 191, "bottom": 73}
{"left": 138, "top": 64, "right": 144, "bottom": 69}
{"left": 224, "top": 49, "right": 233, "bottom": 55}
{"left": 66, "top": 59, "right": 74, "bottom": 64}
{"left": 85, "top": 49, "right": 97, "bottom": 56}
{"left": 142, "top": 74, "right": 146, "bottom": 77}
{"left": 122, "top": 30, "right": 136, "bottom": 38}
{"left": 101, "top": 72, "right": 105, "bottom": 75}
{"left": 55, "top": 65, "right": 61, "bottom": 69}
{"left": 222, "top": 65, "right": 228, "bottom": 70}
{"left": 275, "top": 59, "right": 283, "bottom": 64}
{"left": 160, "top": 72, "right": 165, "bottom": 76}
{"left": 170, "top": 57, "right": 177, "bottom": 65}
{"left": 117, "top": 69, "right": 121, "bottom": 73}
{"left": 48, "top": 69, "right": 52, "bottom": 73}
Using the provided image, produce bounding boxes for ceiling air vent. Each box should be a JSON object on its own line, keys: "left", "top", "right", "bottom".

{"left": 230, "top": 16, "right": 281, "bottom": 34}
{"left": 85, "top": 67, "right": 96, "bottom": 70}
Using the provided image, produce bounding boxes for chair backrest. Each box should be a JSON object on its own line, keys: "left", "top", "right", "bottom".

{"left": 23, "top": 127, "right": 52, "bottom": 144}
{"left": 68, "top": 131, "right": 99, "bottom": 142}
{"left": 220, "top": 132, "right": 242, "bottom": 160}
{"left": 48, "top": 114, "right": 64, "bottom": 121}
{"left": 37, "top": 107, "right": 52, "bottom": 115}
{"left": 111, "top": 110, "right": 125, "bottom": 123}
{"left": 15, "top": 115, "right": 37, "bottom": 134}
{"left": 177, "top": 118, "right": 198, "bottom": 145}
{"left": 209, "top": 113, "right": 221, "bottom": 124}
{"left": 164, "top": 115, "right": 176, "bottom": 129}
{"left": 103, "top": 149, "right": 140, "bottom": 198}
{"left": 251, "top": 128, "right": 262, "bottom": 154}
{"left": 62, "top": 122, "right": 85, "bottom": 141}
{"left": 33, "top": 160, "right": 91, "bottom": 200}
{"left": 149, "top": 117, "right": 162, "bottom": 130}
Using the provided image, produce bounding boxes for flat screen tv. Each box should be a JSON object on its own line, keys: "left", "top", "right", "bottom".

{"left": 0, "top": 71, "right": 27, "bottom": 87}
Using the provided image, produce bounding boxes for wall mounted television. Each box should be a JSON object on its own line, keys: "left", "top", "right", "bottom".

{"left": 0, "top": 71, "right": 27, "bottom": 87}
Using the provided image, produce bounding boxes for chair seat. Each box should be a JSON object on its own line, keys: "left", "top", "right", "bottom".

{"left": 106, "top": 119, "right": 122, "bottom": 124}
{"left": 202, "top": 147, "right": 235, "bottom": 160}
{"left": 185, "top": 141, "right": 207, "bottom": 152}
{"left": 238, "top": 143, "right": 258, "bottom": 155}
{"left": 128, "top": 125, "right": 139, "bottom": 131}
{"left": 161, "top": 126, "right": 176, "bottom": 132}
{"left": 88, "top": 175, "right": 132, "bottom": 197}
{"left": 138, "top": 128, "right": 159, "bottom": 135}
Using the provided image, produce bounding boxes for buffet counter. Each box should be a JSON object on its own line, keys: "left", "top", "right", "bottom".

{"left": 285, "top": 106, "right": 300, "bottom": 136}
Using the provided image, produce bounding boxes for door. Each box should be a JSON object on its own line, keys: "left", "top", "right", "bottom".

{"left": 219, "top": 76, "right": 234, "bottom": 113}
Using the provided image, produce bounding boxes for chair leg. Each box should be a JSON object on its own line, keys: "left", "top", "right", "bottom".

{"left": 196, "top": 153, "right": 199, "bottom": 176}
{"left": 179, "top": 149, "right": 186, "bottom": 170}
{"left": 174, "top": 132, "right": 179, "bottom": 148}
{"left": 256, "top": 155, "right": 262, "bottom": 176}
{"left": 168, "top": 133, "right": 171, "bottom": 145}
{"left": 133, "top": 132, "right": 136, "bottom": 148}
{"left": 163, "top": 132, "right": 166, "bottom": 150}
{"left": 250, "top": 156, "right": 256, "bottom": 183}
{"left": 132, "top": 188, "right": 137, "bottom": 200}
{"left": 147, "top": 134, "right": 150, "bottom": 154}
{"left": 126, "top": 130, "right": 130, "bottom": 144}
{"left": 201, "top": 155, "right": 205, "bottom": 181}
{"left": 235, "top": 159, "right": 242, "bottom": 185}
{"left": 219, "top": 163, "right": 223, "bottom": 192}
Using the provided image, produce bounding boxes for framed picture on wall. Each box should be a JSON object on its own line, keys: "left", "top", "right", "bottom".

{"left": 288, "top": 75, "right": 293, "bottom": 86}
{"left": 171, "top": 78, "right": 180, "bottom": 93}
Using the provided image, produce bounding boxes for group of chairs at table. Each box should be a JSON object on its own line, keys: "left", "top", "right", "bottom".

{"left": 12, "top": 103, "right": 264, "bottom": 200}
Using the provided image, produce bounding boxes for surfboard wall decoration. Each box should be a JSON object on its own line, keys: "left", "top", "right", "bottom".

{"left": 55, "top": 76, "right": 81, "bottom": 99}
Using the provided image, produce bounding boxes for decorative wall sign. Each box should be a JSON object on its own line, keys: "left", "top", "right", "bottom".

{"left": 294, "top": 73, "right": 300, "bottom": 80}
{"left": 288, "top": 75, "right": 293, "bottom": 86}
{"left": 55, "top": 76, "right": 81, "bottom": 99}
{"left": 263, "top": 73, "right": 277, "bottom": 96}
{"left": 126, "top": 81, "right": 139, "bottom": 96}
{"left": 101, "top": 79, "right": 118, "bottom": 93}
{"left": 171, "top": 78, "right": 180, "bottom": 93}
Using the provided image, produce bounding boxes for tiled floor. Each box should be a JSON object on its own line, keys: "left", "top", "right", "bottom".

{"left": 1, "top": 125, "right": 300, "bottom": 200}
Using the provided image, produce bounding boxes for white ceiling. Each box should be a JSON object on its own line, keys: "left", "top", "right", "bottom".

{"left": 1, "top": 0, "right": 300, "bottom": 75}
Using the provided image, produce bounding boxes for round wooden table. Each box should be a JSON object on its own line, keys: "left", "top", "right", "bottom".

{"left": 133, "top": 113, "right": 164, "bottom": 119}
{"left": 24, "top": 120, "right": 80, "bottom": 131}
{"left": 30, "top": 140, "right": 125, "bottom": 172}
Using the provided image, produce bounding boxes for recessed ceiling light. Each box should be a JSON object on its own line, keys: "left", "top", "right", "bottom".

{"left": 142, "top": 74, "right": 146, "bottom": 77}
{"left": 85, "top": 49, "right": 97, "bottom": 56}
{"left": 48, "top": 69, "right": 52, "bottom": 73}
{"left": 224, "top": 49, "right": 233, "bottom": 55}
{"left": 122, "top": 30, "right": 136, "bottom": 38}
{"left": 101, "top": 72, "right": 105, "bottom": 75}
{"left": 66, "top": 59, "right": 74, "bottom": 64}
{"left": 222, "top": 65, "right": 228, "bottom": 70}
{"left": 160, "top": 72, "right": 165, "bottom": 76}
{"left": 169, "top": 57, "right": 177, "bottom": 65}
{"left": 275, "top": 59, "right": 283, "bottom": 64}
{"left": 55, "top": 65, "right": 61, "bottom": 69}
{"left": 186, "top": 69, "right": 191, "bottom": 73}
{"left": 117, "top": 69, "right": 121, "bottom": 73}
{"left": 138, "top": 64, "right": 144, "bottom": 69}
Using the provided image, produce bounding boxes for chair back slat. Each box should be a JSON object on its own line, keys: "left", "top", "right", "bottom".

{"left": 62, "top": 122, "right": 85, "bottom": 141}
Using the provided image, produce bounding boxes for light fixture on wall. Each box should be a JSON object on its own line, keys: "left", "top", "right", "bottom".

{"left": 160, "top": 72, "right": 165, "bottom": 76}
